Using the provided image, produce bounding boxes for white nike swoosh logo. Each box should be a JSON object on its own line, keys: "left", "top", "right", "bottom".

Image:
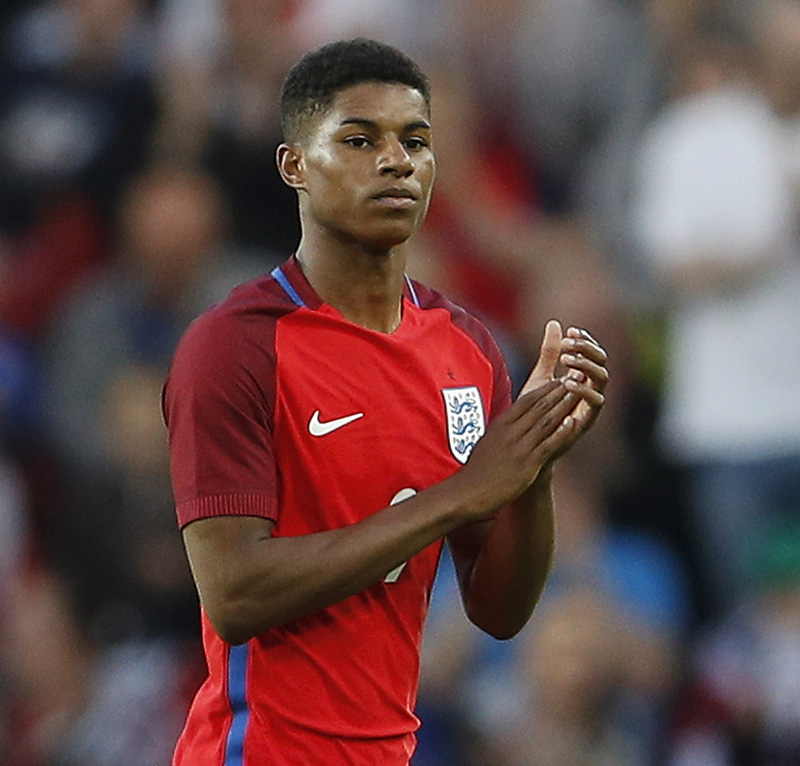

{"left": 308, "top": 410, "right": 364, "bottom": 437}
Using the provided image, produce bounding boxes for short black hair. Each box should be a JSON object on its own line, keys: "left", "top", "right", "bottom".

{"left": 280, "top": 38, "right": 431, "bottom": 143}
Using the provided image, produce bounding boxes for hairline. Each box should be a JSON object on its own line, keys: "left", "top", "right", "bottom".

{"left": 285, "top": 79, "right": 431, "bottom": 146}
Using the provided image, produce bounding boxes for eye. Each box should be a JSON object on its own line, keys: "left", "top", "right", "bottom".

{"left": 344, "top": 136, "right": 371, "bottom": 148}
{"left": 404, "top": 137, "right": 429, "bottom": 151}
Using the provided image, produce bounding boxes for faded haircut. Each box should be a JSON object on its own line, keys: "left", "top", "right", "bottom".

{"left": 280, "top": 38, "right": 430, "bottom": 143}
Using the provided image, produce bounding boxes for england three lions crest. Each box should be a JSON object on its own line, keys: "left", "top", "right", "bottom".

{"left": 442, "top": 386, "right": 486, "bottom": 464}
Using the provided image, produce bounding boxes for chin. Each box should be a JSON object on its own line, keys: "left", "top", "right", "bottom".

{"left": 362, "top": 223, "right": 418, "bottom": 252}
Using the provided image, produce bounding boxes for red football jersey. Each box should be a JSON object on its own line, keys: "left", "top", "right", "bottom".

{"left": 162, "top": 256, "right": 511, "bottom": 766}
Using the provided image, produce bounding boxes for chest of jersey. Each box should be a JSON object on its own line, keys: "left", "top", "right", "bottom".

{"left": 271, "top": 301, "right": 494, "bottom": 536}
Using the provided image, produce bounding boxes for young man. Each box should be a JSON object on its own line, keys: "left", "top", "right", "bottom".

{"left": 163, "top": 38, "right": 608, "bottom": 766}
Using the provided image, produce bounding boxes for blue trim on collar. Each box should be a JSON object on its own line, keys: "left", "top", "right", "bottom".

{"left": 271, "top": 266, "right": 306, "bottom": 307}
{"left": 404, "top": 274, "right": 420, "bottom": 307}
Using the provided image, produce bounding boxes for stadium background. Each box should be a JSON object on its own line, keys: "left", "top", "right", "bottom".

{"left": 2, "top": 1, "right": 800, "bottom": 764}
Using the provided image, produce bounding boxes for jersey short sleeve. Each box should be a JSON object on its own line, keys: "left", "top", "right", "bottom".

{"left": 162, "top": 296, "right": 281, "bottom": 529}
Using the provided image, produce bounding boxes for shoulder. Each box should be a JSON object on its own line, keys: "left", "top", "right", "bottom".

{"left": 165, "top": 271, "right": 301, "bottom": 403}
{"left": 176, "top": 272, "right": 298, "bottom": 358}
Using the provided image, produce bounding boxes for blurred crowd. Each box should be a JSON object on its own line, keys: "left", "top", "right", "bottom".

{"left": 2, "top": 0, "right": 800, "bottom": 764}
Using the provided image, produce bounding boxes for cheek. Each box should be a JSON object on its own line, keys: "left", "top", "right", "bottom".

{"left": 306, "top": 171, "right": 364, "bottom": 226}
{"left": 419, "top": 157, "right": 436, "bottom": 192}
{"left": 417, "top": 162, "right": 436, "bottom": 209}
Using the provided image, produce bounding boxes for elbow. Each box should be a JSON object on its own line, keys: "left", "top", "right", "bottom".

{"left": 464, "top": 602, "right": 530, "bottom": 641}
{"left": 483, "top": 625, "right": 524, "bottom": 641}
{"left": 202, "top": 588, "right": 290, "bottom": 644}
{"left": 472, "top": 618, "right": 526, "bottom": 642}
{"left": 215, "top": 624, "right": 253, "bottom": 647}
{"left": 205, "top": 603, "right": 255, "bottom": 645}
{"left": 201, "top": 589, "right": 268, "bottom": 645}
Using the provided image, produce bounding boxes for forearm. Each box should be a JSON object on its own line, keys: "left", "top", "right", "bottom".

{"left": 455, "top": 466, "right": 556, "bottom": 639}
{"left": 185, "top": 379, "right": 583, "bottom": 644}
{"left": 185, "top": 474, "right": 484, "bottom": 644}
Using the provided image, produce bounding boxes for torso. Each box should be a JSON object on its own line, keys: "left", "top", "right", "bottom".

{"left": 164, "top": 256, "right": 511, "bottom": 766}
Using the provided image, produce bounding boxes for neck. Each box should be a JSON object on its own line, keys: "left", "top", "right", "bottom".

{"left": 295, "top": 226, "right": 407, "bottom": 334}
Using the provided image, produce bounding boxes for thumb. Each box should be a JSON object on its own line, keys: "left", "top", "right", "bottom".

{"left": 520, "top": 319, "right": 563, "bottom": 396}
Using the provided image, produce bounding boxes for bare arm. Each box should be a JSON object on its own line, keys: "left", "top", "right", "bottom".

{"left": 446, "top": 472, "right": 556, "bottom": 640}
{"left": 448, "top": 321, "right": 609, "bottom": 639}
{"left": 183, "top": 377, "right": 581, "bottom": 644}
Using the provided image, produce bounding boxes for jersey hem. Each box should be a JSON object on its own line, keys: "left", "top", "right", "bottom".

{"left": 177, "top": 493, "right": 279, "bottom": 529}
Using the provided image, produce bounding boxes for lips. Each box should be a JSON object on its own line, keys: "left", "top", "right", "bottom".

{"left": 372, "top": 187, "right": 418, "bottom": 200}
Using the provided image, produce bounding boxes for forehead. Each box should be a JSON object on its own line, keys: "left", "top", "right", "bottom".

{"left": 314, "top": 81, "right": 430, "bottom": 134}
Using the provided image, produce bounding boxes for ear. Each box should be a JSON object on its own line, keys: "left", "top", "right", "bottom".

{"left": 276, "top": 143, "right": 306, "bottom": 191}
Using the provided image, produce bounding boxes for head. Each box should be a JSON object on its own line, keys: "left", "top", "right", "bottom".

{"left": 118, "top": 163, "right": 227, "bottom": 302}
{"left": 523, "top": 588, "right": 626, "bottom": 724}
{"left": 280, "top": 38, "right": 430, "bottom": 145}
{"left": 277, "top": 39, "right": 435, "bottom": 252}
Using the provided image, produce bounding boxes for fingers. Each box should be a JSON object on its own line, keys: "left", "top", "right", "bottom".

{"left": 520, "top": 319, "right": 563, "bottom": 396}
{"left": 564, "top": 327, "right": 607, "bottom": 366}
{"left": 564, "top": 380, "right": 605, "bottom": 409}
{"left": 507, "top": 323, "right": 607, "bottom": 450}
{"left": 506, "top": 379, "right": 564, "bottom": 425}
{"left": 517, "top": 383, "right": 583, "bottom": 465}
{"left": 534, "top": 408, "right": 581, "bottom": 463}
{"left": 561, "top": 355, "right": 608, "bottom": 395}
{"left": 560, "top": 327, "right": 609, "bottom": 394}
{"left": 515, "top": 382, "right": 580, "bottom": 440}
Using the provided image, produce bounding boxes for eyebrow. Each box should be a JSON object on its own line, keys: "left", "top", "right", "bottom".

{"left": 339, "top": 118, "right": 432, "bottom": 132}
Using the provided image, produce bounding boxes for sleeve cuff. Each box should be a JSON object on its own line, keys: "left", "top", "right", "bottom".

{"left": 176, "top": 493, "right": 279, "bottom": 529}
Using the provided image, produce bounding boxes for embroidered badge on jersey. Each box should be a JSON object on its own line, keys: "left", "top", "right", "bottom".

{"left": 442, "top": 386, "right": 486, "bottom": 464}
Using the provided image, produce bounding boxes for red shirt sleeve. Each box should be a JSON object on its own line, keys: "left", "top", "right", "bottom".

{"left": 162, "top": 305, "right": 280, "bottom": 529}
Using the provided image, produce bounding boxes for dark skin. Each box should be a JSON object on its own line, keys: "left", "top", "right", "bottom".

{"left": 181, "top": 82, "right": 609, "bottom": 645}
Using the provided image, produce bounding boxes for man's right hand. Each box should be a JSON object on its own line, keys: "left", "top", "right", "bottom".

{"left": 454, "top": 374, "right": 579, "bottom": 517}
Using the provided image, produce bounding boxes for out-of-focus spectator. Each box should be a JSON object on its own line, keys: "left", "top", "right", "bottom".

{"left": 0, "top": 0, "right": 158, "bottom": 228}
{"left": 155, "top": 0, "right": 301, "bottom": 253}
{"left": 487, "top": 587, "right": 652, "bottom": 766}
{"left": 471, "top": 453, "right": 689, "bottom": 762}
{"left": 41, "top": 163, "right": 271, "bottom": 640}
{"left": 291, "top": 0, "right": 424, "bottom": 52}
{"left": 0, "top": 197, "right": 105, "bottom": 343}
{"left": 632, "top": 15, "right": 800, "bottom": 616}
{"left": 416, "top": 442, "right": 690, "bottom": 765}
{"left": 408, "top": 61, "right": 632, "bottom": 401}
{"left": 0, "top": 392, "right": 30, "bottom": 765}
{"left": 444, "top": 0, "right": 657, "bottom": 286}
{"left": 503, "top": 0, "right": 651, "bottom": 215}
{"left": 671, "top": 522, "right": 800, "bottom": 766}
{"left": 755, "top": 0, "right": 800, "bottom": 219}
{"left": 1, "top": 569, "right": 195, "bottom": 766}
{"left": 44, "top": 162, "right": 266, "bottom": 476}
{"left": 0, "top": 0, "right": 159, "bottom": 350}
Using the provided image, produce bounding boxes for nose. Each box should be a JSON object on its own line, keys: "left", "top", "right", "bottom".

{"left": 378, "top": 137, "right": 413, "bottom": 177}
